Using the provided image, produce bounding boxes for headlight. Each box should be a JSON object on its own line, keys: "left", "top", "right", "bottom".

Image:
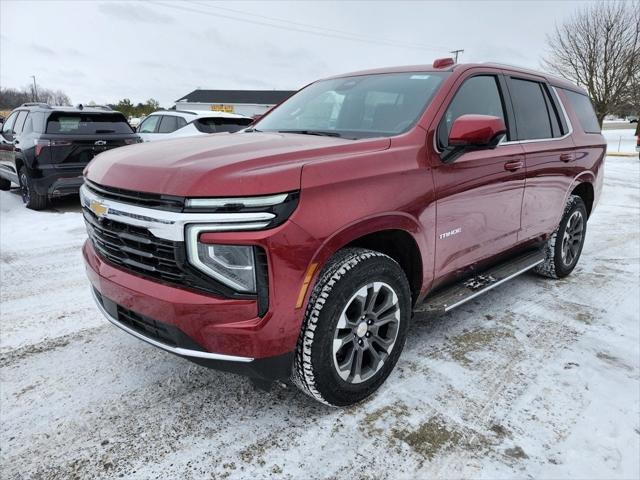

{"left": 186, "top": 225, "right": 256, "bottom": 292}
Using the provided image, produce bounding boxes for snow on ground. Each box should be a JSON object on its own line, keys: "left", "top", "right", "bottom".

{"left": 1, "top": 157, "right": 639, "bottom": 479}
{"left": 603, "top": 128, "right": 638, "bottom": 154}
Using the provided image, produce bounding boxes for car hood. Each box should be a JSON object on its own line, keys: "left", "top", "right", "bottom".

{"left": 85, "top": 132, "right": 390, "bottom": 197}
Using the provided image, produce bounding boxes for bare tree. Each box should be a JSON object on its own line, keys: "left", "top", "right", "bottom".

{"left": 543, "top": 1, "right": 640, "bottom": 125}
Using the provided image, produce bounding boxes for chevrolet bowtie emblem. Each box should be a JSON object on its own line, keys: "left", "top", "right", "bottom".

{"left": 89, "top": 200, "right": 108, "bottom": 218}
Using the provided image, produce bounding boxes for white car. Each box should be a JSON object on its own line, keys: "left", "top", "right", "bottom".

{"left": 136, "top": 110, "right": 253, "bottom": 142}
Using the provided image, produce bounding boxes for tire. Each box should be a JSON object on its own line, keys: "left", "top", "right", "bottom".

{"left": 19, "top": 167, "right": 48, "bottom": 210}
{"left": 0, "top": 176, "right": 10, "bottom": 191}
{"left": 534, "top": 195, "right": 587, "bottom": 279}
{"left": 292, "top": 248, "right": 411, "bottom": 407}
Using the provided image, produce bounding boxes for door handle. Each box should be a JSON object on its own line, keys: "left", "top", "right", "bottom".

{"left": 560, "top": 153, "right": 575, "bottom": 162}
{"left": 504, "top": 160, "right": 523, "bottom": 171}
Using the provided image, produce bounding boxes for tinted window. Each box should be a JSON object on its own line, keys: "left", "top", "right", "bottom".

{"left": 138, "top": 115, "right": 160, "bottom": 133}
{"left": 563, "top": 89, "right": 600, "bottom": 134}
{"left": 177, "top": 117, "right": 187, "bottom": 129}
{"left": 46, "top": 113, "right": 133, "bottom": 134}
{"left": 13, "top": 111, "right": 28, "bottom": 134}
{"left": 195, "top": 117, "right": 253, "bottom": 133}
{"left": 438, "top": 75, "right": 506, "bottom": 148}
{"left": 509, "top": 78, "right": 553, "bottom": 140}
{"left": 158, "top": 115, "right": 180, "bottom": 133}
{"left": 256, "top": 72, "right": 449, "bottom": 139}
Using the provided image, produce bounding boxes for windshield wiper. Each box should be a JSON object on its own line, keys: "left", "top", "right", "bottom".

{"left": 277, "top": 129, "right": 342, "bottom": 138}
{"left": 244, "top": 128, "right": 261, "bottom": 133}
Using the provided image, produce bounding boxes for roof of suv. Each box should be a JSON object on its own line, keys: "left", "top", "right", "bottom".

{"left": 14, "top": 103, "right": 123, "bottom": 114}
{"left": 326, "top": 62, "right": 586, "bottom": 94}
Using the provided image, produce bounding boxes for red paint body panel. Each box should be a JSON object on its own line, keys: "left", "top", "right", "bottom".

{"left": 83, "top": 63, "right": 606, "bottom": 362}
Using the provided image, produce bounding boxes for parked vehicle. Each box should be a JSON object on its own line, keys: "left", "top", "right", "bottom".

{"left": 0, "top": 103, "right": 140, "bottom": 209}
{"left": 82, "top": 60, "right": 605, "bottom": 406}
{"left": 136, "top": 110, "right": 253, "bottom": 142}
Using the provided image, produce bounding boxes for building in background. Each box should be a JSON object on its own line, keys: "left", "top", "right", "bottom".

{"left": 174, "top": 90, "right": 296, "bottom": 117}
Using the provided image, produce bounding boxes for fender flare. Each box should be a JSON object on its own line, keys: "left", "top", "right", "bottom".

{"left": 296, "top": 212, "right": 429, "bottom": 309}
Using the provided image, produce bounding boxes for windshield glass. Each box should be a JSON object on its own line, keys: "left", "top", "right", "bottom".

{"left": 46, "top": 113, "right": 133, "bottom": 135}
{"left": 255, "top": 72, "right": 449, "bottom": 139}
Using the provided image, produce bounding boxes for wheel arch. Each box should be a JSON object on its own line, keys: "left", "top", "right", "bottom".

{"left": 306, "top": 214, "right": 427, "bottom": 306}
{"left": 570, "top": 181, "right": 595, "bottom": 218}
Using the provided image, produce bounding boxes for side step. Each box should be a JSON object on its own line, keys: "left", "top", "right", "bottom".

{"left": 416, "top": 250, "right": 545, "bottom": 314}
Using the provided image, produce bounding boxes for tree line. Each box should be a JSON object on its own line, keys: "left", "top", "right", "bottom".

{"left": 0, "top": 86, "right": 71, "bottom": 110}
{"left": 543, "top": 1, "right": 639, "bottom": 124}
{"left": 106, "top": 99, "right": 161, "bottom": 119}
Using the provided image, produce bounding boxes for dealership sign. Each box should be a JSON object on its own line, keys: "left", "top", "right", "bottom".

{"left": 211, "top": 104, "right": 235, "bottom": 113}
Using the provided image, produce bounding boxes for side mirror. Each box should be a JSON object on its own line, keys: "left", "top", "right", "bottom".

{"left": 441, "top": 114, "right": 507, "bottom": 163}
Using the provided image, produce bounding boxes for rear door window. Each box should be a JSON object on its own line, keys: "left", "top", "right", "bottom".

{"left": 438, "top": 75, "right": 507, "bottom": 148}
{"left": 158, "top": 115, "right": 179, "bottom": 133}
{"left": 46, "top": 113, "right": 133, "bottom": 134}
{"left": 562, "top": 89, "right": 600, "bottom": 133}
{"left": 138, "top": 115, "right": 160, "bottom": 133}
{"left": 508, "top": 78, "right": 555, "bottom": 140}
{"left": 13, "top": 111, "right": 28, "bottom": 134}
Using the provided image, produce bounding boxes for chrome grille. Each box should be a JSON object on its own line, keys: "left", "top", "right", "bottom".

{"left": 83, "top": 207, "right": 184, "bottom": 283}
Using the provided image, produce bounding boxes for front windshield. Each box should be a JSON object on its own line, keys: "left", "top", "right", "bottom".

{"left": 255, "top": 72, "right": 449, "bottom": 139}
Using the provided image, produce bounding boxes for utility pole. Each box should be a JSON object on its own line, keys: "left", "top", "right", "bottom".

{"left": 450, "top": 49, "right": 464, "bottom": 63}
{"left": 30, "top": 75, "right": 38, "bottom": 102}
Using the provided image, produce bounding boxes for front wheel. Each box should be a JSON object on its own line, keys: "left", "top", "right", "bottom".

{"left": 293, "top": 248, "right": 411, "bottom": 407}
{"left": 535, "top": 195, "right": 587, "bottom": 279}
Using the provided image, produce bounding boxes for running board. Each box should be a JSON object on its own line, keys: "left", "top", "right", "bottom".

{"left": 416, "top": 250, "right": 545, "bottom": 313}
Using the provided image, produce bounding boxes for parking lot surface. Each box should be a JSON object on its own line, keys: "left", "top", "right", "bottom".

{"left": 1, "top": 157, "right": 638, "bottom": 479}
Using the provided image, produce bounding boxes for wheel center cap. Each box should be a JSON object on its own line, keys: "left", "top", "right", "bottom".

{"left": 356, "top": 322, "right": 368, "bottom": 338}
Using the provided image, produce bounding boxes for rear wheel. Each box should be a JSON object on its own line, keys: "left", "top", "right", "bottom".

{"left": 534, "top": 195, "right": 587, "bottom": 279}
{"left": 19, "top": 167, "right": 48, "bottom": 210}
{"left": 0, "top": 177, "right": 10, "bottom": 191}
{"left": 293, "top": 248, "right": 411, "bottom": 406}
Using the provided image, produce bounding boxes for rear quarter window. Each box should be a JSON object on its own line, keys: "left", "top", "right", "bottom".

{"left": 562, "top": 90, "right": 600, "bottom": 134}
{"left": 46, "top": 113, "right": 133, "bottom": 134}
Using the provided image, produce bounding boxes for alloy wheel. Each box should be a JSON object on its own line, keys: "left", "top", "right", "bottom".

{"left": 561, "top": 210, "right": 584, "bottom": 266}
{"left": 19, "top": 173, "right": 30, "bottom": 204}
{"left": 332, "top": 281, "right": 401, "bottom": 384}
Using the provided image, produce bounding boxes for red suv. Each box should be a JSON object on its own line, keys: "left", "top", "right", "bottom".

{"left": 82, "top": 60, "right": 605, "bottom": 406}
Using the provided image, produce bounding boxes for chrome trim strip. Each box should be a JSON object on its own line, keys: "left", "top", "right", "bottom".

{"left": 443, "top": 259, "right": 544, "bottom": 312}
{"left": 186, "top": 224, "right": 257, "bottom": 292}
{"left": 186, "top": 193, "right": 288, "bottom": 208}
{"left": 91, "top": 288, "right": 254, "bottom": 362}
{"left": 80, "top": 184, "right": 274, "bottom": 241}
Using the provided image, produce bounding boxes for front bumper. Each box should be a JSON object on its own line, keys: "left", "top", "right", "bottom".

{"left": 90, "top": 286, "right": 293, "bottom": 380}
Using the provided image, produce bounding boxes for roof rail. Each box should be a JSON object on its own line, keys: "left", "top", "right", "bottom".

{"left": 20, "top": 102, "right": 51, "bottom": 108}
{"left": 77, "top": 104, "right": 113, "bottom": 111}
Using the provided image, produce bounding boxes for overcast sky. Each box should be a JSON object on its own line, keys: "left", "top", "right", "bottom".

{"left": 1, "top": 0, "right": 594, "bottom": 107}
